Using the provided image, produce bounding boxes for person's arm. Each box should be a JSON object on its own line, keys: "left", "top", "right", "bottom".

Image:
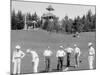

{"left": 43, "top": 50, "right": 46, "bottom": 56}
{"left": 92, "top": 48, "right": 95, "bottom": 56}
{"left": 79, "top": 49, "right": 81, "bottom": 56}
{"left": 21, "top": 51, "right": 25, "bottom": 59}
{"left": 71, "top": 48, "right": 74, "bottom": 55}
{"left": 12, "top": 52, "right": 15, "bottom": 62}
{"left": 63, "top": 51, "right": 66, "bottom": 56}
{"left": 70, "top": 48, "right": 74, "bottom": 55}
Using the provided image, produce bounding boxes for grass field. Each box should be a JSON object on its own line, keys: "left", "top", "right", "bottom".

{"left": 11, "top": 29, "right": 96, "bottom": 74}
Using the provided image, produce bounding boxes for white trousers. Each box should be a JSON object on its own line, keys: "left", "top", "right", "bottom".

{"left": 13, "top": 59, "right": 21, "bottom": 74}
{"left": 88, "top": 56, "right": 94, "bottom": 70}
{"left": 32, "top": 58, "right": 39, "bottom": 73}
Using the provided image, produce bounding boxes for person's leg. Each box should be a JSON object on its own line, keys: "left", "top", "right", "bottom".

{"left": 59, "top": 57, "right": 63, "bottom": 70}
{"left": 90, "top": 56, "right": 94, "bottom": 69}
{"left": 66, "top": 53, "right": 68, "bottom": 67}
{"left": 69, "top": 53, "right": 71, "bottom": 66}
{"left": 75, "top": 54, "right": 78, "bottom": 67}
{"left": 34, "top": 62, "right": 37, "bottom": 73}
{"left": 88, "top": 56, "right": 90, "bottom": 69}
{"left": 57, "top": 57, "right": 60, "bottom": 70}
{"left": 67, "top": 53, "right": 70, "bottom": 67}
{"left": 47, "top": 57, "right": 49, "bottom": 72}
{"left": 92, "top": 56, "right": 95, "bottom": 69}
{"left": 45, "top": 57, "right": 48, "bottom": 72}
{"left": 88, "top": 56, "right": 93, "bottom": 69}
{"left": 32, "top": 61, "right": 34, "bottom": 73}
{"left": 59, "top": 57, "right": 61, "bottom": 70}
{"left": 34, "top": 59, "right": 39, "bottom": 73}
{"left": 17, "top": 60, "right": 21, "bottom": 74}
{"left": 77, "top": 55, "right": 80, "bottom": 68}
{"left": 48, "top": 58, "right": 50, "bottom": 71}
{"left": 60, "top": 57, "right": 63, "bottom": 70}
{"left": 66, "top": 54, "right": 67, "bottom": 66}
{"left": 13, "top": 61, "right": 17, "bottom": 75}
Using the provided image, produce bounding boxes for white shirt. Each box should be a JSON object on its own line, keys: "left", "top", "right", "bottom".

{"left": 89, "top": 47, "right": 95, "bottom": 56}
{"left": 65, "top": 47, "right": 73, "bottom": 53}
{"left": 13, "top": 50, "right": 25, "bottom": 62}
{"left": 56, "top": 50, "right": 66, "bottom": 57}
{"left": 74, "top": 47, "right": 81, "bottom": 56}
{"left": 30, "top": 51, "right": 39, "bottom": 62}
{"left": 43, "top": 49, "right": 53, "bottom": 56}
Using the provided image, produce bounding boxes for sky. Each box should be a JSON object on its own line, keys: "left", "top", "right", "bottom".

{"left": 11, "top": 0, "right": 96, "bottom": 20}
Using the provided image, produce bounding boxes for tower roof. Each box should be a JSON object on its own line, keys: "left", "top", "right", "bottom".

{"left": 46, "top": 5, "right": 54, "bottom": 11}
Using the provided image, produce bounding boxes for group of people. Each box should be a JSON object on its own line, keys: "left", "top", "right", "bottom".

{"left": 12, "top": 42, "right": 95, "bottom": 75}
{"left": 56, "top": 44, "right": 81, "bottom": 71}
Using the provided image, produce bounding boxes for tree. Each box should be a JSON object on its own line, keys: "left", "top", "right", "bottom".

{"left": 31, "top": 12, "right": 41, "bottom": 28}
{"left": 11, "top": 10, "right": 17, "bottom": 30}
{"left": 61, "top": 15, "right": 73, "bottom": 33}
{"left": 42, "top": 16, "right": 60, "bottom": 32}
{"left": 91, "top": 14, "right": 96, "bottom": 31}
{"left": 82, "top": 10, "right": 96, "bottom": 32}
{"left": 26, "top": 12, "right": 41, "bottom": 28}
{"left": 42, "top": 19, "right": 49, "bottom": 30}
{"left": 16, "top": 11, "right": 24, "bottom": 29}
{"left": 48, "top": 17, "right": 60, "bottom": 32}
{"left": 73, "top": 16, "right": 84, "bottom": 33}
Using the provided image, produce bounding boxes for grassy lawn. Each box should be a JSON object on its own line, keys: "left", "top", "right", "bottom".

{"left": 11, "top": 29, "right": 96, "bottom": 74}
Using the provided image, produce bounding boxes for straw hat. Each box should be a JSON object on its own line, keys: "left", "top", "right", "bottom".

{"left": 15, "top": 45, "right": 21, "bottom": 49}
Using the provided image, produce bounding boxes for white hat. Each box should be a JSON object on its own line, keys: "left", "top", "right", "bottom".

{"left": 88, "top": 42, "right": 93, "bottom": 46}
{"left": 15, "top": 45, "right": 21, "bottom": 49}
{"left": 27, "top": 49, "right": 30, "bottom": 53}
{"left": 74, "top": 44, "right": 77, "bottom": 47}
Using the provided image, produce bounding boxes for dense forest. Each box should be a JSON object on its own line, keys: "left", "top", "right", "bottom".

{"left": 11, "top": 10, "right": 96, "bottom": 33}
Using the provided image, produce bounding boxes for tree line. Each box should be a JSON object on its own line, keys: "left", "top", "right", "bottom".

{"left": 11, "top": 10, "right": 96, "bottom": 33}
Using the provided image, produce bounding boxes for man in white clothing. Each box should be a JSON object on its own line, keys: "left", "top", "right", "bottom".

{"left": 56, "top": 46, "right": 66, "bottom": 70}
{"left": 88, "top": 42, "right": 95, "bottom": 70}
{"left": 43, "top": 46, "right": 53, "bottom": 72}
{"left": 64, "top": 46, "right": 73, "bottom": 67}
{"left": 27, "top": 49, "right": 39, "bottom": 73}
{"left": 74, "top": 44, "right": 81, "bottom": 68}
{"left": 12, "top": 45, "right": 25, "bottom": 75}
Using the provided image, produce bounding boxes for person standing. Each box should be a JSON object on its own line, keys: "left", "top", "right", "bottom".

{"left": 74, "top": 44, "right": 81, "bottom": 68}
{"left": 27, "top": 49, "right": 39, "bottom": 73}
{"left": 64, "top": 46, "right": 73, "bottom": 67}
{"left": 56, "top": 46, "right": 66, "bottom": 70}
{"left": 12, "top": 45, "right": 25, "bottom": 75}
{"left": 43, "top": 46, "right": 53, "bottom": 72}
{"left": 76, "top": 32, "right": 80, "bottom": 38}
{"left": 88, "top": 42, "right": 95, "bottom": 70}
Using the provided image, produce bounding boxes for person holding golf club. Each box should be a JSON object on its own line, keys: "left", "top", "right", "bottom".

{"left": 43, "top": 46, "right": 53, "bottom": 72}
{"left": 12, "top": 45, "right": 25, "bottom": 75}
{"left": 27, "top": 49, "right": 39, "bottom": 73}
{"left": 64, "top": 46, "right": 73, "bottom": 67}
{"left": 88, "top": 42, "right": 95, "bottom": 70}
{"left": 56, "top": 46, "right": 66, "bottom": 70}
{"left": 74, "top": 44, "right": 81, "bottom": 68}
